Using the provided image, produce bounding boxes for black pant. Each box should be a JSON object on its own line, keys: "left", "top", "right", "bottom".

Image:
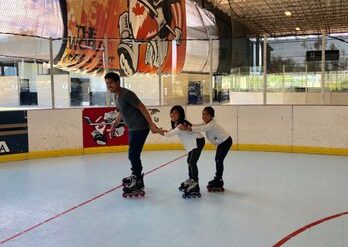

{"left": 128, "top": 128, "right": 150, "bottom": 178}
{"left": 187, "top": 137, "right": 205, "bottom": 181}
{"left": 215, "top": 136, "right": 232, "bottom": 179}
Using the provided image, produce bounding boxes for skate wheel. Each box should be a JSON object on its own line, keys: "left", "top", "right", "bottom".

{"left": 207, "top": 188, "right": 212, "bottom": 193}
{"left": 182, "top": 194, "right": 186, "bottom": 199}
{"left": 221, "top": 188, "right": 225, "bottom": 192}
{"left": 140, "top": 191, "right": 145, "bottom": 197}
{"left": 192, "top": 195, "right": 196, "bottom": 198}
{"left": 198, "top": 194, "right": 201, "bottom": 198}
{"left": 134, "top": 193, "right": 139, "bottom": 197}
{"left": 186, "top": 194, "right": 191, "bottom": 199}
{"left": 122, "top": 193, "right": 127, "bottom": 198}
{"left": 128, "top": 194, "right": 133, "bottom": 198}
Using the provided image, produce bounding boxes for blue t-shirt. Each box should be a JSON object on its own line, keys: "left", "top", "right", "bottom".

{"left": 114, "top": 88, "right": 149, "bottom": 131}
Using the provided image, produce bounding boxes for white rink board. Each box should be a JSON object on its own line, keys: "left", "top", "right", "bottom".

{"left": 22, "top": 105, "right": 348, "bottom": 152}
{"left": 293, "top": 106, "right": 348, "bottom": 148}
{"left": 238, "top": 106, "right": 293, "bottom": 145}
{"left": 28, "top": 109, "right": 83, "bottom": 151}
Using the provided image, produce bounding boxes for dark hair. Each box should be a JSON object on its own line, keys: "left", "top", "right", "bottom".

{"left": 203, "top": 106, "right": 215, "bottom": 118}
{"left": 170, "top": 105, "right": 192, "bottom": 129}
{"left": 104, "top": 72, "right": 120, "bottom": 83}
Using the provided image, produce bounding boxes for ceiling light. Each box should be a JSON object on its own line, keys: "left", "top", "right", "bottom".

{"left": 285, "top": 11, "right": 292, "bottom": 16}
{"left": 295, "top": 27, "right": 301, "bottom": 31}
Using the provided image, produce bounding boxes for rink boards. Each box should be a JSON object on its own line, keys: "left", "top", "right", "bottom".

{"left": 0, "top": 105, "right": 347, "bottom": 163}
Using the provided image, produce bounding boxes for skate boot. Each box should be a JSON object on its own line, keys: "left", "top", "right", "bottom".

{"left": 122, "top": 174, "right": 145, "bottom": 188}
{"left": 182, "top": 181, "right": 201, "bottom": 199}
{"left": 178, "top": 178, "right": 194, "bottom": 191}
{"left": 122, "top": 175, "right": 145, "bottom": 198}
{"left": 122, "top": 174, "right": 133, "bottom": 187}
{"left": 207, "top": 177, "right": 224, "bottom": 192}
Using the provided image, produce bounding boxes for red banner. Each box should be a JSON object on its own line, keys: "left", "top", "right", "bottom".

{"left": 82, "top": 107, "right": 129, "bottom": 148}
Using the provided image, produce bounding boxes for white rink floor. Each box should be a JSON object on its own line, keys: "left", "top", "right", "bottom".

{"left": 0, "top": 150, "right": 347, "bottom": 247}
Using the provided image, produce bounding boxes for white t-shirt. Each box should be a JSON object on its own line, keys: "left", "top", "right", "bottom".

{"left": 191, "top": 120, "right": 230, "bottom": 146}
{"left": 164, "top": 127, "right": 204, "bottom": 153}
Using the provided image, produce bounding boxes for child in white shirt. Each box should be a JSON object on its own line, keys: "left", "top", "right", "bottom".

{"left": 157, "top": 105, "right": 205, "bottom": 198}
{"left": 180, "top": 106, "right": 232, "bottom": 191}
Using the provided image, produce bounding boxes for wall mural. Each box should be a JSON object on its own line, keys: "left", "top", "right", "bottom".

{"left": 83, "top": 107, "right": 160, "bottom": 147}
{"left": 56, "top": 0, "right": 187, "bottom": 76}
{"left": 0, "top": 0, "right": 223, "bottom": 75}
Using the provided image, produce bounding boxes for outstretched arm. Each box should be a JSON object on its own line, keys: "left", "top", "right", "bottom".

{"left": 110, "top": 112, "right": 123, "bottom": 137}
{"left": 179, "top": 122, "right": 214, "bottom": 133}
{"left": 137, "top": 103, "right": 158, "bottom": 133}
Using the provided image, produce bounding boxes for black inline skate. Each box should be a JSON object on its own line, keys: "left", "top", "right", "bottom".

{"left": 178, "top": 178, "right": 194, "bottom": 191}
{"left": 122, "top": 174, "right": 145, "bottom": 198}
{"left": 182, "top": 181, "right": 201, "bottom": 199}
{"left": 122, "top": 173, "right": 145, "bottom": 188}
{"left": 207, "top": 177, "right": 224, "bottom": 192}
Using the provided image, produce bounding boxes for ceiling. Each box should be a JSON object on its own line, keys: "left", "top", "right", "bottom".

{"left": 206, "top": 0, "right": 348, "bottom": 37}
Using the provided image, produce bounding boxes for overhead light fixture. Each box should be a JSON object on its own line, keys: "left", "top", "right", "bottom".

{"left": 285, "top": 11, "right": 292, "bottom": 16}
{"left": 295, "top": 27, "right": 301, "bottom": 31}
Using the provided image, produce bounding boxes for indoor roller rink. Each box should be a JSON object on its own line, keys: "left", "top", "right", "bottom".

{"left": 1, "top": 149, "right": 347, "bottom": 247}
{"left": 1, "top": 0, "right": 348, "bottom": 246}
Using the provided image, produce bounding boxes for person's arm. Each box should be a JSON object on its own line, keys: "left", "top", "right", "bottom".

{"left": 159, "top": 127, "right": 180, "bottom": 137}
{"left": 137, "top": 103, "right": 158, "bottom": 132}
{"left": 113, "top": 112, "right": 123, "bottom": 127}
{"left": 110, "top": 112, "right": 123, "bottom": 137}
{"left": 190, "top": 121, "right": 215, "bottom": 133}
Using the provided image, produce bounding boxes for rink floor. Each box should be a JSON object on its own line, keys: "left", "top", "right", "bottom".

{"left": 0, "top": 150, "right": 347, "bottom": 247}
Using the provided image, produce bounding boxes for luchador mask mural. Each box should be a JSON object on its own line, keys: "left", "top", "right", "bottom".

{"left": 56, "top": 0, "right": 187, "bottom": 76}
{"left": 0, "top": 0, "right": 221, "bottom": 75}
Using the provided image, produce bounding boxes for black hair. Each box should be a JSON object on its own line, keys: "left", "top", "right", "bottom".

{"left": 170, "top": 105, "right": 192, "bottom": 129}
{"left": 104, "top": 72, "right": 120, "bottom": 83}
{"left": 203, "top": 106, "right": 215, "bottom": 118}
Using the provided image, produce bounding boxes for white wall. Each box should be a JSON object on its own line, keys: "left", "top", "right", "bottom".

{"left": 238, "top": 106, "right": 293, "bottom": 146}
{"left": 230, "top": 92, "right": 263, "bottom": 104}
{"left": 28, "top": 109, "right": 83, "bottom": 152}
{"left": 293, "top": 106, "right": 348, "bottom": 148}
{"left": 306, "top": 92, "right": 331, "bottom": 105}
{"left": 36, "top": 75, "right": 70, "bottom": 108}
{"left": 36, "top": 77, "right": 52, "bottom": 108}
{"left": 330, "top": 93, "right": 348, "bottom": 105}
{"left": 0, "top": 76, "right": 19, "bottom": 107}
{"left": 18, "top": 62, "right": 38, "bottom": 92}
{"left": 124, "top": 75, "right": 160, "bottom": 106}
{"left": 230, "top": 92, "right": 348, "bottom": 105}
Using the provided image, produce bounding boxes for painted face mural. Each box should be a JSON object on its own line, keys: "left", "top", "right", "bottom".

{"left": 56, "top": 0, "right": 187, "bottom": 75}
{"left": 0, "top": 0, "right": 220, "bottom": 75}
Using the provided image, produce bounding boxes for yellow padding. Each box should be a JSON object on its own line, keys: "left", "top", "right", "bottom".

{"left": 0, "top": 153, "right": 27, "bottom": 163}
{"left": 238, "top": 144, "right": 293, "bottom": 153}
{"left": 84, "top": 146, "right": 128, "bottom": 154}
{"left": 203, "top": 143, "right": 238, "bottom": 151}
{"left": 28, "top": 148, "right": 83, "bottom": 160}
{"left": 1, "top": 144, "right": 347, "bottom": 164}
{"left": 143, "top": 143, "right": 184, "bottom": 151}
{"left": 293, "top": 146, "right": 348, "bottom": 156}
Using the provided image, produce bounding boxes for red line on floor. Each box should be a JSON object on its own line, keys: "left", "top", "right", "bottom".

{"left": 273, "top": 211, "right": 348, "bottom": 247}
{"left": 0, "top": 154, "right": 187, "bottom": 245}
